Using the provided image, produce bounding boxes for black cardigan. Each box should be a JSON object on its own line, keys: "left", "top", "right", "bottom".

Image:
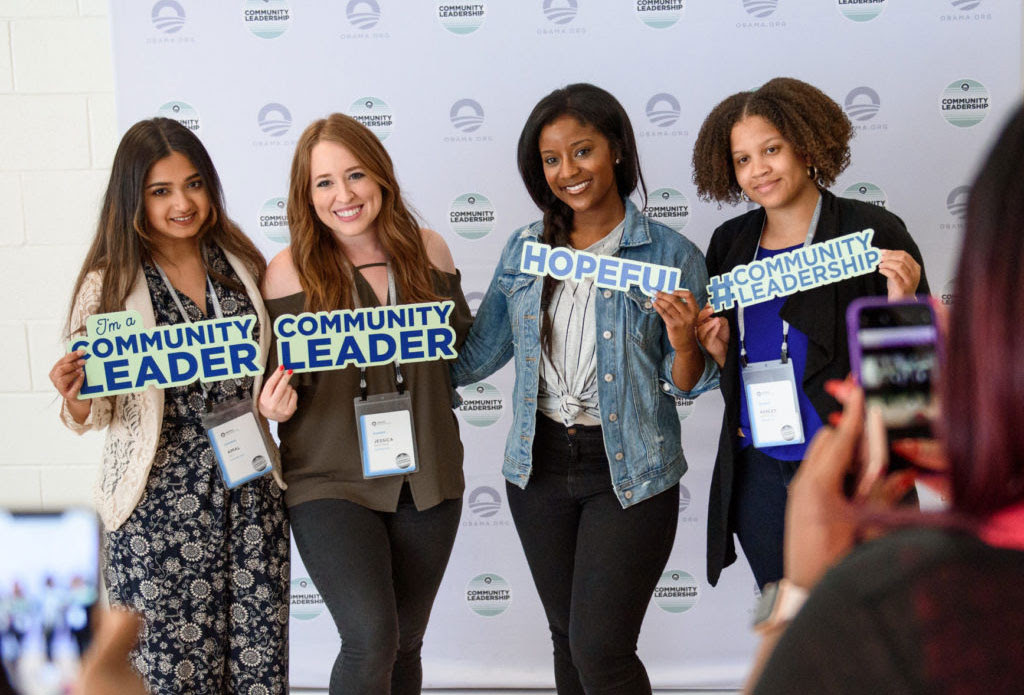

{"left": 704, "top": 189, "right": 930, "bottom": 586}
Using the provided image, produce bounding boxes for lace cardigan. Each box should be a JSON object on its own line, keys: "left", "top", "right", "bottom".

{"left": 59, "top": 249, "right": 284, "bottom": 531}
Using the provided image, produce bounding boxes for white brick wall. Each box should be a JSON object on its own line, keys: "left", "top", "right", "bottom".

{"left": 1, "top": 0, "right": 113, "bottom": 510}
{"left": 0, "top": 3, "right": 1022, "bottom": 514}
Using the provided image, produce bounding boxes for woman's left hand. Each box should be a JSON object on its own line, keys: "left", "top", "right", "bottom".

{"left": 654, "top": 289, "right": 701, "bottom": 353}
{"left": 784, "top": 377, "right": 919, "bottom": 590}
{"left": 878, "top": 249, "right": 922, "bottom": 300}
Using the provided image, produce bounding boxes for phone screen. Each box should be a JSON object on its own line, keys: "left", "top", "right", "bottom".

{"left": 0, "top": 510, "right": 100, "bottom": 695}
{"left": 854, "top": 302, "right": 939, "bottom": 442}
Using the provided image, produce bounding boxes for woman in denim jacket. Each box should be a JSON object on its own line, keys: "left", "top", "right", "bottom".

{"left": 453, "top": 83, "right": 717, "bottom": 695}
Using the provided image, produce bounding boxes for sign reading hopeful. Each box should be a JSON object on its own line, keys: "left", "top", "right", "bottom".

{"left": 706, "top": 229, "right": 881, "bottom": 312}
{"left": 275, "top": 302, "right": 457, "bottom": 373}
{"left": 519, "top": 241, "right": 682, "bottom": 296}
{"left": 70, "top": 311, "right": 261, "bottom": 399}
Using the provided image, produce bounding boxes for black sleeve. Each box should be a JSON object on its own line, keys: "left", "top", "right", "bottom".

{"left": 753, "top": 580, "right": 917, "bottom": 695}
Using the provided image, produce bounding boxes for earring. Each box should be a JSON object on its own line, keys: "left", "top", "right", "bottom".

{"left": 615, "top": 158, "right": 621, "bottom": 165}
{"left": 807, "top": 164, "right": 818, "bottom": 181}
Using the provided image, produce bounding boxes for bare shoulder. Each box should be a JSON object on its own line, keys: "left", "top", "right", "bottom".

{"left": 420, "top": 228, "right": 456, "bottom": 274}
{"left": 262, "top": 248, "right": 304, "bottom": 299}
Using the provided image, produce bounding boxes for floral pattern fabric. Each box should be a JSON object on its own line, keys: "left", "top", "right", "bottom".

{"left": 104, "top": 246, "right": 289, "bottom": 694}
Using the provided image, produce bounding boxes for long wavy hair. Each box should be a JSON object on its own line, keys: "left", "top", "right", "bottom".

{"left": 64, "top": 118, "right": 265, "bottom": 335}
{"left": 944, "top": 104, "right": 1024, "bottom": 516}
{"left": 516, "top": 83, "right": 646, "bottom": 353}
{"left": 288, "top": 114, "right": 439, "bottom": 313}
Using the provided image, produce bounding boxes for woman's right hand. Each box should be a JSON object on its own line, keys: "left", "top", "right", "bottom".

{"left": 696, "top": 303, "right": 730, "bottom": 368}
{"left": 259, "top": 365, "right": 297, "bottom": 422}
{"left": 50, "top": 350, "right": 92, "bottom": 424}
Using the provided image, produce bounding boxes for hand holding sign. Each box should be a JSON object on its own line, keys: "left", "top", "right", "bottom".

{"left": 696, "top": 303, "right": 729, "bottom": 368}
{"left": 49, "top": 348, "right": 91, "bottom": 424}
{"left": 878, "top": 249, "right": 922, "bottom": 300}
{"left": 259, "top": 365, "right": 297, "bottom": 423}
{"left": 653, "top": 289, "right": 700, "bottom": 354}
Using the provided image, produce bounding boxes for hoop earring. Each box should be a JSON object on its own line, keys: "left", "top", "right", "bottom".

{"left": 807, "top": 164, "right": 818, "bottom": 182}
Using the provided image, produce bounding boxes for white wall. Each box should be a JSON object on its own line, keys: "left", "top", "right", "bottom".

{"left": 1, "top": 0, "right": 1023, "bottom": 516}
{"left": 0, "top": 0, "right": 114, "bottom": 508}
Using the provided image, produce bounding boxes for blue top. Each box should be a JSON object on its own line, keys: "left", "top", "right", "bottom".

{"left": 452, "top": 199, "right": 719, "bottom": 508}
{"left": 737, "top": 244, "right": 824, "bottom": 460}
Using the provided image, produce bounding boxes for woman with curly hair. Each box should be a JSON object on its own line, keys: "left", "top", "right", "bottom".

{"left": 257, "top": 113, "right": 472, "bottom": 694}
{"left": 691, "top": 77, "right": 928, "bottom": 589}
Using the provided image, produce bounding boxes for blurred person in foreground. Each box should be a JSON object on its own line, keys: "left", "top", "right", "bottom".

{"left": 748, "top": 104, "right": 1024, "bottom": 694}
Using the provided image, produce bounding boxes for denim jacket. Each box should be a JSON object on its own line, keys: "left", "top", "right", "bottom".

{"left": 452, "top": 200, "right": 719, "bottom": 508}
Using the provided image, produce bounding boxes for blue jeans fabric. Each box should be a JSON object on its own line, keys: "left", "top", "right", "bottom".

{"left": 732, "top": 445, "right": 800, "bottom": 590}
{"left": 507, "top": 414, "right": 679, "bottom": 695}
{"left": 289, "top": 487, "right": 462, "bottom": 695}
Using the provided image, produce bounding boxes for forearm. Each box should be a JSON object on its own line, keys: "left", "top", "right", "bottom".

{"left": 670, "top": 340, "right": 705, "bottom": 391}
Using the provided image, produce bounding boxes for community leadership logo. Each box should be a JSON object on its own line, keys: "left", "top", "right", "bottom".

{"left": 458, "top": 382, "right": 505, "bottom": 427}
{"left": 257, "top": 103, "right": 292, "bottom": 137}
{"left": 259, "top": 198, "right": 289, "bottom": 244}
{"left": 946, "top": 186, "right": 970, "bottom": 219}
{"left": 438, "top": 2, "right": 487, "bottom": 34}
{"left": 646, "top": 93, "right": 681, "bottom": 128}
{"left": 151, "top": 0, "right": 186, "bottom": 33}
{"left": 290, "top": 578, "right": 324, "bottom": 620}
{"left": 842, "top": 182, "right": 887, "bottom": 208}
{"left": 543, "top": 0, "right": 577, "bottom": 24}
{"left": 643, "top": 188, "right": 690, "bottom": 232}
{"left": 157, "top": 101, "right": 200, "bottom": 133}
{"left": 836, "top": 0, "right": 887, "bottom": 22}
{"left": 466, "top": 574, "right": 511, "bottom": 617}
{"left": 742, "top": 0, "right": 778, "bottom": 18}
{"left": 844, "top": 87, "right": 881, "bottom": 122}
{"left": 243, "top": 0, "right": 291, "bottom": 39}
{"left": 349, "top": 97, "right": 394, "bottom": 140}
{"left": 635, "top": 0, "right": 684, "bottom": 28}
{"left": 468, "top": 486, "right": 502, "bottom": 518}
{"left": 450, "top": 99, "right": 485, "bottom": 133}
{"left": 449, "top": 193, "right": 495, "bottom": 240}
{"left": 347, "top": 0, "right": 381, "bottom": 29}
{"left": 940, "top": 79, "right": 990, "bottom": 128}
{"left": 653, "top": 570, "right": 699, "bottom": 613}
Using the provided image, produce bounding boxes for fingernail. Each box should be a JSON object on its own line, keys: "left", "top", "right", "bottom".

{"left": 278, "top": 365, "right": 284, "bottom": 371}
{"left": 287, "top": 369, "right": 293, "bottom": 375}
{"left": 828, "top": 412, "right": 842, "bottom": 427}
{"left": 824, "top": 379, "right": 844, "bottom": 396}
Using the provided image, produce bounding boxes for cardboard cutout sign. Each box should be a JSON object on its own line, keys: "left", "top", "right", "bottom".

{"left": 70, "top": 311, "right": 261, "bottom": 399}
{"left": 706, "top": 229, "right": 881, "bottom": 312}
{"left": 274, "top": 301, "right": 457, "bottom": 373}
{"left": 519, "top": 241, "right": 683, "bottom": 296}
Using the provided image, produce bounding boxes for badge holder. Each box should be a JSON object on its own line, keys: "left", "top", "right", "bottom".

{"left": 741, "top": 358, "right": 805, "bottom": 448}
{"left": 353, "top": 367, "right": 418, "bottom": 479}
{"left": 202, "top": 398, "right": 276, "bottom": 489}
{"left": 350, "top": 261, "right": 418, "bottom": 479}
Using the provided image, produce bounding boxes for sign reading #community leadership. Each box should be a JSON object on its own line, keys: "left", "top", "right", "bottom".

{"left": 274, "top": 302, "right": 458, "bottom": 373}
{"left": 70, "top": 311, "right": 261, "bottom": 398}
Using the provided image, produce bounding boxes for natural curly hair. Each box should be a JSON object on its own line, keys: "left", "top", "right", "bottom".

{"left": 692, "top": 77, "right": 853, "bottom": 204}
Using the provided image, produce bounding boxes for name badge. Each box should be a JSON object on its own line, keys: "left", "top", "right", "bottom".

{"left": 354, "top": 392, "right": 419, "bottom": 478}
{"left": 201, "top": 398, "right": 274, "bottom": 489}
{"left": 741, "top": 359, "right": 805, "bottom": 448}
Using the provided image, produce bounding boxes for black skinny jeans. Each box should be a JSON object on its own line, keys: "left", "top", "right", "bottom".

{"left": 290, "top": 485, "right": 462, "bottom": 695}
{"left": 507, "top": 414, "right": 679, "bottom": 695}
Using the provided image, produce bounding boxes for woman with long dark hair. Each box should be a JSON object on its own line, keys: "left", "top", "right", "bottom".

{"left": 692, "top": 77, "right": 928, "bottom": 590}
{"left": 257, "top": 113, "right": 472, "bottom": 694}
{"left": 749, "top": 103, "right": 1024, "bottom": 695}
{"left": 48, "top": 118, "right": 288, "bottom": 693}
{"left": 453, "top": 83, "right": 717, "bottom": 694}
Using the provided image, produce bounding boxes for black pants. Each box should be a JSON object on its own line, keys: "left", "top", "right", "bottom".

{"left": 507, "top": 415, "right": 679, "bottom": 695}
{"left": 732, "top": 445, "right": 800, "bottom": 590}
{"left": 290, "top": 486, "right": 462, "bottom": 695}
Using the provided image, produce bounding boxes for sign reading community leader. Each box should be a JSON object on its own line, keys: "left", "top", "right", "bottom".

{"left": 519, "top": 241, "right": 682, "bottom": 296}
{"left": 70, "top": 311, "right": 261, "bottom": 399}
{"left": 706, "top": 230, "right": 881, "bottom": 312}
{"left": 274, "top": 302, "right": 457, "bottom": 373}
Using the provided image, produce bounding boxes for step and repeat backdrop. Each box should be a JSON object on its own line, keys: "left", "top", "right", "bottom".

{"left": 110, "top": 0, "right": 1021, "bottom": 689}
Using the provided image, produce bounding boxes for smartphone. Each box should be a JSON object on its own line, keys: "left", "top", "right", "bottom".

{"left": 0, "top": 509, "right": 100, "bottom": 695}
{"left": 847, "top": 296, "right": 941, "bottom": 469}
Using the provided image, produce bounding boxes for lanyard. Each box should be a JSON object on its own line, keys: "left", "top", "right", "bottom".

{"left": 738, "top": 194, "right": 822, "bottom": 367}
{"left": 351, "top": 262, "right": 405, "bottom": 400}
{"left": 154, "top": 261, "right": 223, "bottom": 398}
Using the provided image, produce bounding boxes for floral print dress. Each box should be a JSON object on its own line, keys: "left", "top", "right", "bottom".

{"left": 104, "top": 246, "right": 289, "bottom": 695}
